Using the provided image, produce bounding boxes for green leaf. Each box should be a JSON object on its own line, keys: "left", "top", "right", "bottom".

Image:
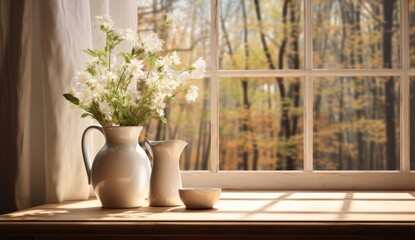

{"left": 135, "top": 48, "right": 144, "bottom": 57}
{"left": 168, "top": 96, "right": 180, "bottom": 106}
{"left": 63, "top": 93, "right": 80, "bottom": 105}
{"left": 154, "top": 116, "right": 167, "bottom": 124}
{"left": 86, "top": 67, "right": 96, "bottom": 76}
{"left": 83, "top": 49, "right": 97, "bottom": 57}
{"left": 148, "top": 55, "right": 157, "bottom": 67}
{"left": 119, "top": 52, "right": 131, "bottom": 63}
{"left": 159, "top": 117, "right": 167, "bottom": 124}
{"left": 81, "top": 113, "right": 92, "bottom": 118}
{"left": 113, "top": 38, "right": 122, "bottom": 45}
{"left": 97, "top": 50, "right": 106, "bottom": 58}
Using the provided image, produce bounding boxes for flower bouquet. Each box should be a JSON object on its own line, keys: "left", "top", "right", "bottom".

{"left": 64, "top": 14, "right": 205, "bottom": 126}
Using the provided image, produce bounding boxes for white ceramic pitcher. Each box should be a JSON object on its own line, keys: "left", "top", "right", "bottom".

{"left": 82, "top": 125, "right": 151, "bottom": 208}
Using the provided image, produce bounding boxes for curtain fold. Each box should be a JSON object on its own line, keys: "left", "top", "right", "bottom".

{"left": 39, "top": 0, "right": 94, "bottom": 204}
{"left": 0, "top": 0, "right": 34, "bottom": 214}
{"left": 0, "top": 0, "right": 137, "bottom": 213}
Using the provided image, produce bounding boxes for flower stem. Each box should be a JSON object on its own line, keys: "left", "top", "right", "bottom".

{"left": 116, "top": 66, "right": 127, "bottom": 91}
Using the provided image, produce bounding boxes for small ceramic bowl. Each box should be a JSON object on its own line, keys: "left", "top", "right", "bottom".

{"left": 178, "top": 187, "right": 222, "bottom": 209}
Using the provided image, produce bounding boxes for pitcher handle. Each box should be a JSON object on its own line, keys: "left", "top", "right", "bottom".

{"left": 81, "top": 125, "right": 104, "bottom": 184}
{"left": 144, "top": 140, "right": 154, "bottom": 166}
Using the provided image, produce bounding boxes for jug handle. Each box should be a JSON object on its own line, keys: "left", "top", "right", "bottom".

{"left": 81, "top": 125, "right": 104, "bottom": 184}
{"left": 144, "top": 140, "right": 154, "bottom": 167}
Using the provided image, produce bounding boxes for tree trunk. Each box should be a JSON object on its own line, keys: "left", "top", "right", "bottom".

{"left": 287, "top": 0, "right": 300, "bottom": 170}
{"left": 254, "top": 0, "right": 295, "bottom": 170}
{"left": 241, "top": 80, "right": 250, "bottom": 170}
{"left": 382, "top": 0, "right": 397, "bottom": 170}
{"left": 194, "top": 79, "right": 209, "bottom": 170}
{"left": 337, "top": 3, "right": 348, "bottom": 170}
{"left": 242, "top": 0, "right": 259, "bottom": 170}
{"left": 267, "top": 84, "right": 275, "bottom": 163}
{"left": 201, "top": 123, "right": 211, "bottom": 170}
{"left": 354, "top": 4, "right": 365, "bottom": 170}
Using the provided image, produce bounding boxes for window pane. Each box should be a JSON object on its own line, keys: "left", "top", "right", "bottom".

{"left": 313, "top": 0, "right": 400, "bottom": 69}
{"left": 219, "top": 0, "right": 303, "bottom": 70}
{"left": 137, "top": 0, "right": 211, "bottom": 69}
{"left": 140, "top": 79, "right": 211, "bottom": 171}
{"left": 313, "top": 77, "right": 400, "bottom": 170}
{"left": 219, "top": 78, "right": 303, "bottom": 170}
{"left": 411, "top": 78, "right": 415, "bottom": 170}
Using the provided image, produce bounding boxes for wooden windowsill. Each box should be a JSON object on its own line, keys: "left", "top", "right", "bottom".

{"left": 1, "top": 190, "right": 415, "bottom": 239}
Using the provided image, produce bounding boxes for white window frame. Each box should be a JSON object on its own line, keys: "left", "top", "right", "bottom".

{"left": 182, "top": 0, "right": 415, "bottom": 190}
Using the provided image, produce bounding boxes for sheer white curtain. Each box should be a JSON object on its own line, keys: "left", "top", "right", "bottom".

{"left": 0, "top": 0, "right": 137, "bottom": 213}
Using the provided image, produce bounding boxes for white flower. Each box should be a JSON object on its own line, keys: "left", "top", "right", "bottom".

{"left": 177, "top": 71, "right": 191, "bottom": 84}
{"left": 76, "top": 71, "right": 93, "bottom": 84}
{"left": 160, "top": 76, "right": 179, "bottom": 96}
{"left": 100, "top": 100, "right": 112, "bottom": 116}
{"left": 85, "top": 57, "right": 100, "bottom": 70}
{"left": 166, "top": 11, "right": 184, "bottom": 33}
{"left": 95, "top": 15, "right": 113, "bottom": 32}
{"left": 155, "top": 53, "right": 180, "bottom": 76}
{"left": 190, "top": 58, "right": 206, "bottom": 79}
{"left": 72, "top": 71, "right": 97, "bottom": 106}
{"left": 139, "top": 31, "right": 163, "bottom": 53}
{"left": 145, "top": 72, "right": 159, "bottom": 86}
{"left": 123, "top": 28, "right": 138, "bottom": 45}
{"left": 148, "top": 91, "right": 166, "bottom": 116}
{"left": 156, "top": 57, "right": 168, "bottom": 71}
{"left": 157, "top": 109, "right": 165, "bottom": 117}
{"left": 102, "top": 70, "right": 117, "bottom": 84}
{"left": 170, "top": 52, "right": 181, "bottom": 65}
{"left": 185, "top": 85, "right": 199, "bottom": 103}
{"left": 127, "top": 59, "right": 145, "bottom": 78}
{"left": 80, "top": 90, "right": 95, "bottom": 106}
{"left": 125, "top": 79, "right": 141, "bottom": 102}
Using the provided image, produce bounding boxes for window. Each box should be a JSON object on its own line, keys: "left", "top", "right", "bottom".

{"left": 138, "top": 0, "right": 415, "bottom": 189}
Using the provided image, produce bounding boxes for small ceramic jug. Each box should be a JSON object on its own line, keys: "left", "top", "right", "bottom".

{"left": 145, "top": 140, "right": 187, "bottom": 207}
{"left": 82, "top": 125, "right": 151, "bottom": 208}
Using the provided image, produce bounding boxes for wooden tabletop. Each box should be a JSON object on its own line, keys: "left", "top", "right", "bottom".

{"left": 2, "top": 190, "right": 415, "bottom": 239}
